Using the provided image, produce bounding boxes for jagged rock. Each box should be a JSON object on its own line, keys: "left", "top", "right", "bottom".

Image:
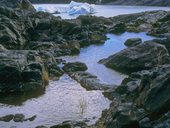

{"left": 0, "top": 50, "right": 49, "bottom": 93}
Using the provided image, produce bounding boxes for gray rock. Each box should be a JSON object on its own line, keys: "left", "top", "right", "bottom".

{"left": 69, "top": 71, "right": 112, "bottom": 90}
{"left": 124, "top": 38, "right": 142, "bottom": 47}
{"left": 100, "top": 41, "right": 170, "bottom": 73}
{"left": 0, "top": 50, "right": 49, "bottom": 93}
{"left": 0, "top": 114, "right": 14, "bottom": 122}
{"left": 63, "top": 62, "right": 88, "bottom": 73}
{"left": 13, "top": 114, "right": 25, "bottom": 122}
{"left": 139, "top": 117, "right": 152, "bottom": 128}
{"left": 132, "top": 64, "right": 170, "bottom": 119}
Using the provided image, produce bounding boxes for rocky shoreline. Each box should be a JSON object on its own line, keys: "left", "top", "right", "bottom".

{"left": 0, "top": 0, "right": 170, "bottom": 128}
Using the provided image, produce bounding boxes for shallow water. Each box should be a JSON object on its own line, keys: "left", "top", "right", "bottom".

{"left": 0, "top": 32, "right": 156, "bottom": 127}
{"left": 33, "top": 4, "right": 170, "bottom": 19}
{"left": 63, "top": 32, "right": 156, "bottom": 85}
{"left": 0, "top": 4, "right": 158, "bottom": 125}
{"left": 0, "top": 75, "right": 111, "bottom": 128}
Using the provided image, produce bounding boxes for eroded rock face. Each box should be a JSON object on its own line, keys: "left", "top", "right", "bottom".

{"left": 97, "top": 64, "right": 170, "bottom": 128}
{"left": 0, "top": 50, "right": 48, "bottom": 93}
{"left": 100, "top": 41, "right": 170, "bottom": 73}
{"left": 131, "top": 65, "right": 170, "bottom": 118}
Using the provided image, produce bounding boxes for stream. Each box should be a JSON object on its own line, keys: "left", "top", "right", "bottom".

{"left": 0, "top": 32, "right": 156, "bottom": 128}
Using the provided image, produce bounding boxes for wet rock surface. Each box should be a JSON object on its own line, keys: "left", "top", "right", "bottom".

{"left": 0, "top": 113, "right": 36, "bottom": 123}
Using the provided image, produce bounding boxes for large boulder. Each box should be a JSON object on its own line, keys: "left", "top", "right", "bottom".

{"left": 0, "top": 50, "right": 49, "bottom": 93}
{"left": 124, "top": 38, "right": 142, "bottom": 47}
{"left": 100, "top": 41, "right": 170, "bottom": 73}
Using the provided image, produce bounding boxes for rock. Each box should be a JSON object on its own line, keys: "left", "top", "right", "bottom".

{"left": 36, "top": 126, "right": 48, "bottom": 128}
{"left": 0, "top": 44, "right": 7, "bottom": 50}
{"left": 63, "top": 62, "right": 88, "bottom": 73}
{"left": 153, "top": 38, "right": 170, "bottom": 53}
{"left": 25, "top": 115, "right": 36, "bottom": 121}
{"left": 69, "top": 71, "right": 112, "bottom": 90}
{"left": 116, "top": 111, "right": 139, "bottom": 128}
{"left": 139, "top": 117, "right": 152, "bottom": 128}
{"left": 100, "top": 41, "right": 170, "bottom": 73}
{"left": 78, "top": 15, "right": 112, "bottom": 26}
{"left": 0, "top": 6, "right": 19, "bottom": 19}
{"left": 17, "top": 0, "right": 36, "bottom": 11}
{"left": 0, "top": 114, "right": 14, "bottom": 122}
{"left": 124, "top": 38, "right": 142, "bottom": 47}
{"left": 130, "top": 64, "right": 170, "bottom": 119}
{"left": 50, "top": 121, "right": 87, "bottom": 128}
{"left": 50, "top": 124, "right": 72, "bottom": 128}
{"left": 13, "top": 114, "right": 25, "bottom": 122}
{"left": 109, "top": 22, "right": 126, "bottom": 34}
{"left": 0, "top": 50, "right": 49, "bottom": 93}
{"left": 89, "top": 32, "right": 106, "bottom": 44}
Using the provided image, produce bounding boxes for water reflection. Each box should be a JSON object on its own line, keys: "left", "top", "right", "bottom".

{"left": 63, "top": 32, "right": 155, "bottom": 85}
{"left": 0, "top": 75, "right": 110, "bottom": 128}
{"left": 0, "top": 89, "right": 45, "bottom": 106}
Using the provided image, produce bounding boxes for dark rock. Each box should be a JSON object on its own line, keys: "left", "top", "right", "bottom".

{"left": 130, "top": 64, "right": 170, "bottom": 119}
{"left": 78, "top": 15, "right": 112, "bottom": 26}
{"left": 69, "top": 71, "right": 112, "bottom": 90}
{"left": 109, "top": 22, "right": 126, "bottom": 34}
{"left": 124, "top": 38, "right": 142, "bottom": 47}
{"left": 25, "top": 115, "right": 36, "bottom": 121}
{"left": 50, "top": 124, "right": 72, "bottom": 128}
{"left": 13, "top": 114, "right": 25, "bottom": 122}
{"left": 18, "top": 0, "right": 36, "bottom": 11}
{"left": 35, "top": 126, "right": 48, "bottom": 128}
{"left": 139, "top": 117, "right": 152, "bottom": 128}
{"left": 50, "top": 121, "right": 87, "bottom": 128}
{"left": 116, "top": 111, "right": 139, "bottom": 128}
{"left": 0, "top": 114, "right": 14, "bottom": 122}
{"left": 100, "top": 41, "right": 170, "bottom": 73}
{"left": 0, "top": 50, "right": 49, "bottom": 93}
{"left": 63, "top": 62, "right": 88, "bottom": 73}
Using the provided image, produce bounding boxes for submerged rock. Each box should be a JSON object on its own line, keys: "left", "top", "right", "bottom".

{"left": 50, "top": 120, "right": 87, "bottom": 128}
{"left": 0, "top": 114, "right": 14, "bottom": 122}
{"left": 13, "top": 114, "right": 25, "bottom": 122}
{"left": 100, "top": 41, "right": 170, "bottom": 73}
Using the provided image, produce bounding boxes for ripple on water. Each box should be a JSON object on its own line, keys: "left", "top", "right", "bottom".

{"left": 0, "top": 32, "right": 156, "bottom": 128}
{"left": 63, "top": 32, "right": 156, "bottom": 85}
{"left": 0, "top": 74, "right": 111, "bottom": 128}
